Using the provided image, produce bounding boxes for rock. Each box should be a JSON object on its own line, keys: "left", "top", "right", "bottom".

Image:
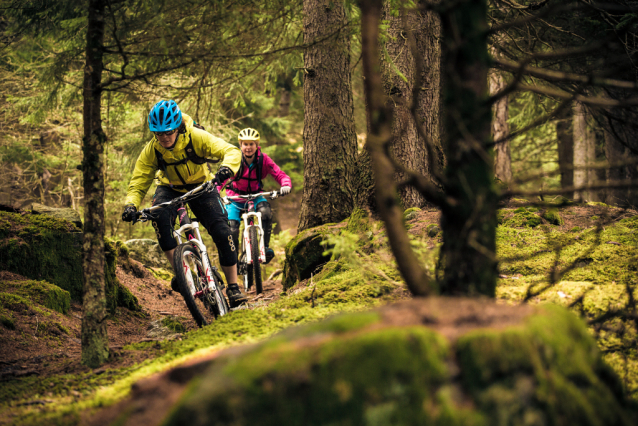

{"left": 426, "top": 224, "right": 440, "bottom": 237}
{"left": 162, "top": 298, "right": 635, "bottom": 426}
{"left": 30, "top": 203, "right": 82, "bottom": 230}
{"left": 125, "top": 239, "right": 171, "bottom": 269}
{"left": 403, "top": 207, "right": 421, "bottom": 222}
{"left": 282, "top": 224, "right": 339, "bottom": 290}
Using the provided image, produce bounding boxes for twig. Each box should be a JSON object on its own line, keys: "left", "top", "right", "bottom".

{"left": 267, "top": 269, "right": 283, "bottom": 281}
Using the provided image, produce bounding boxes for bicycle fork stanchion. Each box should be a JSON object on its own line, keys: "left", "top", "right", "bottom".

{"left": 242, "top": 211, "right": 266, "bottom": 265}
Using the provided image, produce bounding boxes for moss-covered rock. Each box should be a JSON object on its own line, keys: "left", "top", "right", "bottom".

{"left": 542, "top": 208, "right": 564, "bottom": 225}
{"left": 105, "top": 238, "right": 141, "bottom": 314}
{"left": 0, "top": 211, "right": 83, "bottom": 299}
{"left": 282, "top": 224, "right": 340, "bottom": 290}
{"left": 0, "top": 279, "right": 70, "bottom": 314}
{"left": 125, "top": 238, "right": 171, "bottom": 269}
{"left": 30, "top": 202, "right": 83, "bottom": 230}
{"left": 503, "top": 210, "right": 542, "bottom": 228}
{"left": 164, "top": 299, "right": 634, "bottom": 426}
{"left": 403, "top": 207, "right": 421, "bottom": 222}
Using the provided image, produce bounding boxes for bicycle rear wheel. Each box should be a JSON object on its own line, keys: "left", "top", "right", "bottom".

{"left": 248, "top": 225, "right": 263, "bottom": 294}
{"left": 174, "top": 244, "right": 218, "bottom": 327}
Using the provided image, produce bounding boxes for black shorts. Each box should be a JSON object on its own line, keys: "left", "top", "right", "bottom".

{"left": 151, "top": 185, "right": 237, "bottom": 267}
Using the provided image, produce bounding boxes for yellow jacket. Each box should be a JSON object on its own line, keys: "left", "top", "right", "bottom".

{"left": 125, "top": 114, "right": 241, "bottom": 209}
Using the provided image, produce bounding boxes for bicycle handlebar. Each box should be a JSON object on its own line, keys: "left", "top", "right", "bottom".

{"left": 222, "top": 190, "right": 283, "bottom": 205}
{"left": 133, "top": 179, "right": 214, "bottom": 224}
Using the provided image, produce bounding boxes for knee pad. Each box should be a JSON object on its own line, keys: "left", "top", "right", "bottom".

{"left": 255, "top": 202, "right": 272, "bottom": 222}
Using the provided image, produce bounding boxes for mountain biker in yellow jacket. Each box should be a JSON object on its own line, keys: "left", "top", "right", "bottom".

{"left": 121, "top": 100, "right": 248, "bottom": 307}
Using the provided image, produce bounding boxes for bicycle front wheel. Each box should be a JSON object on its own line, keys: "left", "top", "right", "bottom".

{"left": 174, "top": 244, "right": 219, "bottom": 327}
{"left": 248, "top": 225, "right": 263, "bottom": 294}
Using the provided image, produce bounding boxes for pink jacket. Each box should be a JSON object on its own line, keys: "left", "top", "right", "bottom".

{"left": 218, "top": 147, "right": 292, "bottom": 197}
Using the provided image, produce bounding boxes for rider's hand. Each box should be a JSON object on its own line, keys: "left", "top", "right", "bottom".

{"left": 215, "top": 166, "right": 234, "bottom": 185}
{"left": 122, "top": 204, "right": 137, "bottom": 222}
{"left": 280, "top": 186, "right": 291, "bottom": 196}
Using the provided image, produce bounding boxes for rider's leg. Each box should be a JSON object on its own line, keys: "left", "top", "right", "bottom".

{"left": 190, "top": 189, "right": 246, "bottom": 307}
{"left": 255, "top": 201, "right": 275, "bottom": 263}
{"left": 229, "top": 220, "right": 241, "bottom": 255}
{"left": 151, "top": 187, "right": 180, "bottom": 291}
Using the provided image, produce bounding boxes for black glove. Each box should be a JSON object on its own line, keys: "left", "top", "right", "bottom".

{"left": 215, "top": 166, "right": 234, "bottom": 185}
{"left": 122, "top": 204, "right": 137, "bottom": 223}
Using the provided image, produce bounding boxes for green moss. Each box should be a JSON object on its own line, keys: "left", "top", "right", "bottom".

{"left": 0, "top": 211, "right": 83, "bottom": 299}
{"left": 402, "top": 207, "right": 421, "bottom": 222}
{"left": 591, "top": 215, "right": 599, "bottom": 220}
{"left": 457, "top": 305, "right": 632, "bottom": 426}
{"left": 497, "top": 210, "right": 506, "bottom": 225}
{"left": 161, "top": 316, "right": 186, "bottom": 333}
{"left": 282, "top": 225, "right": 339, "bottom": 290}
{"left": 503, "top": 211, "right": 541, "bottom": 228}
{"left": 105, "top": 238, "right": 141, "bottom": 314}
{"left": 0, "top": 312, "right": 15, "bottom": 329}
{"left": 570, "top": 226, "right": 581, "bottom": 232}
{"left": 150, "top": 267, "right": 173, "bottom": 282}
{"left": 165, "top": 326, "right": 454, "bottom": 426}
{"left": 620, "top": 215, "right": 638, "bottom": 229}
{"left": 0, "top": 279, "right": 70, "bottom": 314}
{"left": 346, "top": 208, "right": 371, "bottom": 234}
{"left": 542, "top": 208, "right": 564, "bottom": 226}
{"left": 588, "top": 202, "right": 611, "bottom": 208}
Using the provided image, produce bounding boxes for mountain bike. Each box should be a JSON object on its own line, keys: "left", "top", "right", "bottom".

{"left": 133, "top": 181, "right": 230, "bottom": 327}
{"left": 222, "top": 191, "right": 282, "bottom": 295}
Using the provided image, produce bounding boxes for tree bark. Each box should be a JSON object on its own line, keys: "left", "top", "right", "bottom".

{"left": 298, "top": 0, "right": 358, "bottom": 231}
{"left": 438, "top": 0, "right": 497, "bottom": 297}
{"left": 488, "top": 69, "right": 512, "bottom": 183}
{"left": 573, "top": 101, "right": 597, "bottom": 202}
{"left": 359, "top": 0, "right": 433, "bottom": 296}
{"left": 380, "top": 0, "right": 442, "bottom": 208}
{"left": 81, "top": 0, "right": 109, "bottom": 368}
{"left": 605, "top": 128, "right": 627, "bottom": 206}
{"left": 556, "top": 105, "right": 574, "bottom": 199}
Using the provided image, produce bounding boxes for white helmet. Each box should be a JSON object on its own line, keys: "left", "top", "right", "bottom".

{"left": 238, "top": 128, "right": 260, "bottom": 142}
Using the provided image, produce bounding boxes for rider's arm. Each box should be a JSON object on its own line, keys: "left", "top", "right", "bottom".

{"left": 125, "top": 142, "right": 159, "bottom": 209}
{"left": 194, "top": 131, "right": 241, "bottom": 175}
{"left": 262, "top": 153, "right": 292, "bottom": 188}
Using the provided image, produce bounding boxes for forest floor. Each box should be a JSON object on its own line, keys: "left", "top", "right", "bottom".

{"left": 1, "top": 200, "right": 637, "bottom": 425}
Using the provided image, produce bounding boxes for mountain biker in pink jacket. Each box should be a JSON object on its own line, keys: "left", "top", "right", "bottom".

{"left": 218, "top": 128, "right": 292, "bottom": 264}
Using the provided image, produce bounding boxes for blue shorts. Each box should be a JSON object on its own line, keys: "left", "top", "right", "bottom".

{"left": 226, "top": 196, "right": 267, "bottom": 222}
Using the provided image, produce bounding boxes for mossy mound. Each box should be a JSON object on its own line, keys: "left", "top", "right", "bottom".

{"left": 165, "top": 299, "right": 634, "bottom": 426}
{"left": 0, "top": 279, "right": 70, "bottom": 314}
{"left": 541, "top": 208, "right": 564, "bottom": 225}
{"left": 503, "top": 208, "right": 542, "bottom": 228}
{"left": 282, "top": 224, "right": 341, "bottom": 290}
{"left": 0, "top": 211, "right": 83, "bottom": 298}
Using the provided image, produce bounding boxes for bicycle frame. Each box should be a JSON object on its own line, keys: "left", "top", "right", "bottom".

{"left": 135, "top": 182, "right": 226, "bottom": 309}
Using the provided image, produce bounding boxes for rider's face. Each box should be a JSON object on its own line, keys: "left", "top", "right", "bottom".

{"left": 240, "top": 140, "right": 257, "bottom": 157}
{"left": 156, "top": 130, "right": 178, "bottom": 149}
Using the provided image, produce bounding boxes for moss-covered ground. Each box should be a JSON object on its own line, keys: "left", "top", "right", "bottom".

{"left": 1, "top": 202, "right": 637, "bottom": 424}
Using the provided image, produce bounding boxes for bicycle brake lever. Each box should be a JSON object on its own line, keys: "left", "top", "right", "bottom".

{"left": 270, "top": 191, "right": 278, "bottom": 200}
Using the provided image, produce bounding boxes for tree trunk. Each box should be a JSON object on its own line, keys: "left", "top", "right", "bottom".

{"left": 488, "top": 69, "right": 512, "bottom": 183}
{"left": 81, "top": 0, "right": 109, "bottom": 368}
{"left": 573, "top": 101, "right": 596, "bottom": 202}
{"left": 556, "top": 105, "right": 574, "bottom": 199}
{"left": 359, "top": 0, "right": 433, "bottom": 296}
{"left": 298, "top": 0, "right": 358, "bottom": 231}
{"left": 380, "top": 0, "right": 442, "bottom": 208}
{"left": 605, "top": 128, "right": 627, "bottom": 206}
{"left": 438, "top": 0, "right": 497, "bottom": 296}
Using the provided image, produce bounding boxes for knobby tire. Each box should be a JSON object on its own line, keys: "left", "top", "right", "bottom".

{"left": 174, "top": 244, "right": 223, "bottom": 327}
{"left": 248, "top": 225, "right": 263, "bottom": 294}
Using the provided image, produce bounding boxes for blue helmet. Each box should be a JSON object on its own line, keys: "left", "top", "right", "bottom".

{"left": 148, "top": 100, "right": 182, "bottom": 132}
